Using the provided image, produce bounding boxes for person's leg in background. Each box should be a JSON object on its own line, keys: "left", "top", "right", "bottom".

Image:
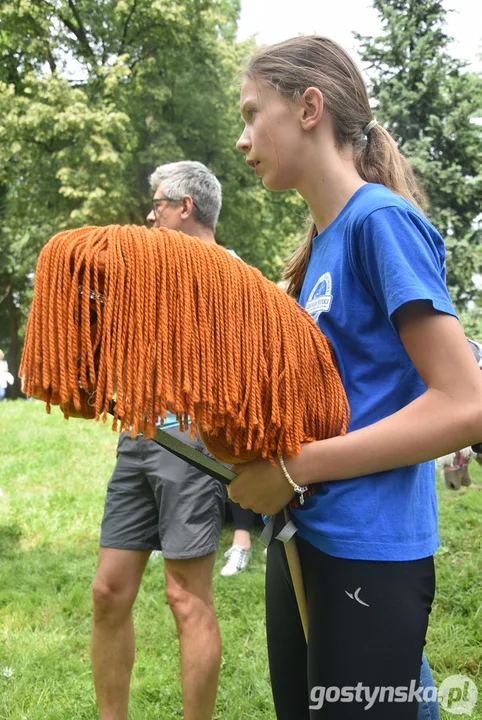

{"left": 418, "top": 654, "right": 440, "bottom": 720}
{"left": 164, "top": 553, "right": 221, "bottom": 720}
{"left": 92, "top": 548, "right": 151, "bottom": 720}
{"left": 154, "top": 427, "right": 226, "bottom": 720}
{"left": 221, "top": 501, "right": 255, "bottom": 576}
{"left": 92, "top": 433, "right": 159, "bottom": 720}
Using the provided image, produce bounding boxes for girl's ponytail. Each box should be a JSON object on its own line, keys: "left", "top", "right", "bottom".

{"left": 356, "top": 124, "right": 426, "bottom": 211}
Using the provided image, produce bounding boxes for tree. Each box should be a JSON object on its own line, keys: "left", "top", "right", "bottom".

{"left": 355, "top": 0, "right": 482, "bottom": 310}
{"left": 0, "top": 68, "right": 136, "bottom": 386}
{"left": 0, "top": 0, "right": 305, "bottom": 395}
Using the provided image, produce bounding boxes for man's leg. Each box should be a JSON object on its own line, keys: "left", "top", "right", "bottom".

{"left": 92, "top": 433, "right": 161, "bottom": 719}
{"left": 91, "top": 547, "right": 151, "bottom": 720}
{"left": 163, "top": 552, "right": 221, "bottom": 720}
{"left": 149, "top": 426, "right": 226, "bottom": 719}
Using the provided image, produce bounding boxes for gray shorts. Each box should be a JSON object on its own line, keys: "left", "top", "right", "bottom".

{"left": 100, "top": 427, "right": 227, "bottom": 559}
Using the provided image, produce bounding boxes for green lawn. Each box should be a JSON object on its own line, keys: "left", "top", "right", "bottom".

{"left": 0, "top": 400, "right": 481, "bottom": 719}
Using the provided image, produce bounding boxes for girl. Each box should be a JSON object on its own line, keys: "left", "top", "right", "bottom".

{"left": 230, "top": 36, "right": 482, "bottom": 719}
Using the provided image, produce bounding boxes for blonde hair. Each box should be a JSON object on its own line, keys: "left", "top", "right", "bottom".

{"left": 243, "top": 36, "right": 426, "bottom": 298}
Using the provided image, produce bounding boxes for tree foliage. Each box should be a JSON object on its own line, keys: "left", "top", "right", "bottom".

{"left": 356, "top": 0, "right": 482, "bottom": 311}
{"left": 2, "top": 0, "right": 480, "bottom": 394}
{"left": 0, "top": 0, "right": 305, "bottom": 394}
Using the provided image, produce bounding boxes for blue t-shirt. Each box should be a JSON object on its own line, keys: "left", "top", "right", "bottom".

{"left": 293, "top": 183, "right": 456, "bottom": 561}
{"left": 156, "top": 246, "right": 241, "bottom": 431}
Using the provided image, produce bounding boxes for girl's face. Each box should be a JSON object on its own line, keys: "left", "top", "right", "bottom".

{"left": 236, "top": 77, "right": 305, "bottom": 192}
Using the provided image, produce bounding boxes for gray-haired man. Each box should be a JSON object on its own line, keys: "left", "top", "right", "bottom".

{"left": 91, "top": 161, "right": 234, "bottom": 720}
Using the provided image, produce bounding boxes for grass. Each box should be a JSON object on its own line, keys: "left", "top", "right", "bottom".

{"left": 0, "top": 400, "right": 481, "bottom": 719}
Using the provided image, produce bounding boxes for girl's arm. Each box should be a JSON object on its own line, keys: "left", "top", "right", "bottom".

{"left": 229, "top": 301, "right": 482, "bottom": 514}
{"left": 295, "top": 301, "right": 482, "bottom": 484}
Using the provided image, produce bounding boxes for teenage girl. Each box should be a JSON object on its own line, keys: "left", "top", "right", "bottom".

{"left": 229, "top": 36, "right": 482, "bottom": 719}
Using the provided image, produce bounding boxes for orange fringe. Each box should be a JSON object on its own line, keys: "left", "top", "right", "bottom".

{"left": 20, "top": 225, "right": 350, "bottom": 463}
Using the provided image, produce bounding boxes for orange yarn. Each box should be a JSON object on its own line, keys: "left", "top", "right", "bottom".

{"left": 20, "top": 225, "right": 350, "bottom": 463}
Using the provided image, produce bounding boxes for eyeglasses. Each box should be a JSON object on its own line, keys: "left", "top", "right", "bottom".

{"left": 152, "top": 196, "right": 176, "bottom": 216}
{"left": 151, "top": 195, "right": 201, "bottom": 217}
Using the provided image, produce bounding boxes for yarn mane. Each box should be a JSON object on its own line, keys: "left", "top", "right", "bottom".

{"left": 20, "top": 225, "right": 349, "bottom": 463}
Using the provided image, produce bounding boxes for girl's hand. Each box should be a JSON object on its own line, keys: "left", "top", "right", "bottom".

{"left": 228, "top": 456, "right": 296, "bottom": 515}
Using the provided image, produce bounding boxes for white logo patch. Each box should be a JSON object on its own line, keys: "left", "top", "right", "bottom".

{"left": 305, "top": 272, "right": 333, "bottom": 321}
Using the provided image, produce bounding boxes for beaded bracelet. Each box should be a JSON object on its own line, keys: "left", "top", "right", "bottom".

{"left": 278, "top": 455, "right": 309, "bottom": 505}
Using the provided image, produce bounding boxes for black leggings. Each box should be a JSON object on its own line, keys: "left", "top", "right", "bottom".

{"left": 266, "top": 516, "right": 435, "bottom": 719}
{"left": 228, "top": 498, "right": 255, "bottom": 532}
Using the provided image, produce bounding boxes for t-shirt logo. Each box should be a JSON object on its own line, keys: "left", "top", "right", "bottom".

{"left": 305, "top": 272, "right": 333, "bottom": 320}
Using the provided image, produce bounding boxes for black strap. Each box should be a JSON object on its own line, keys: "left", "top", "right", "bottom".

{"left": 108, "top": 401, "right": 236, "bottom": 484}
{"left": 151, "top": 426, "right": 236, "bottom": 485}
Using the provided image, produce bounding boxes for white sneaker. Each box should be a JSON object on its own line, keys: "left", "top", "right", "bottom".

{"left": 220, "top": 545, "right": 251, "bottom": 576}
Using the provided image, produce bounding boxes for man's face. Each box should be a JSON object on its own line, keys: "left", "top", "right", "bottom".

{"left": 146, "top": 186, "right": 184, "bottom": 230}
